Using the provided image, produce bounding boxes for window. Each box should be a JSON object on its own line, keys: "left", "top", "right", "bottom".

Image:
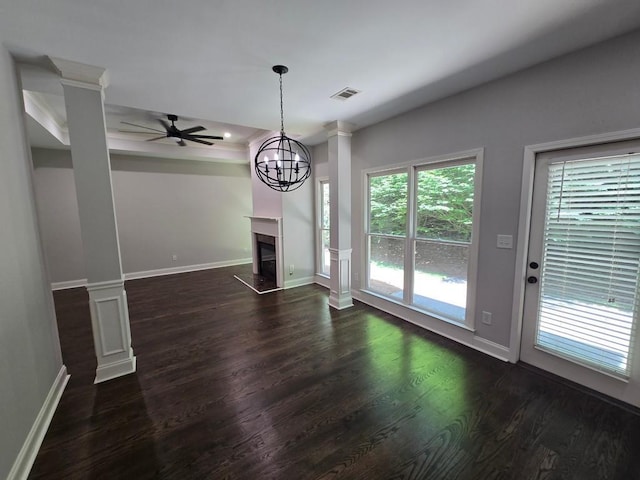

{"left": 367, "top": 171, "right": 408, "bottom": 298}
{"left": 317, "top": 179, "right": 331, "bottom": 276}
{"left": 414, "top": 162, "right": 475, "bottom": 323}
{"left": 366, "top": 153, "right": 481, "bottom": 326}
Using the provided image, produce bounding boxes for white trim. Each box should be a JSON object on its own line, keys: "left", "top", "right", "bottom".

{"left": 51, "top": 278, "right": 87, "bottom": 290}
{"left": 511, "top": 127, "right": 640, "bottom": 363}
{"left": 51, "top": 259, "right": 253, "bottom": 289}
{"left": 94, "top": 356, "right": 137, "bottom": 384}
{"left": 22, "top": 91, "right": 69, "bottom": 145}
{"left": 93, "top": 295, "right": 127, "bottom": 355}
{"left": 86, "top": 277, "right": 125, "bottom": 291}
{"left": 329, "top": 248, "right": 353, "bottom": 310}
{"left": 510, "top": 146, "right": 536, "bottom": 362}
{"left": 60, "top": 78, "right": 104, "bottom": 92}
{"left": 353, "top": 290, "right": 510, "bottom": 362}
{"left": 315, "top": 274, "right": 330, "bottom": 289}
{"left": 49, "top": 57, "right": 108, "bottom": 87}
{"left": 361, "top": 147, "right": 484, "bottom": 177}
{"left": 284, "top": 276, "right": 315, "bottom": 289}
{"left": 324, "top": 120, "right": 355, "bottom": 138}
{"left": 473, "top": 337, "right": 512, "bottom": 362}
{"left": 124, "top": 259, "right": 252, "bottom": 281}
{"left": 233, "top": 275, "right": 282, "bottom": 295}
{"left": 7, "top": 365, "right": 70, "bottom": 480}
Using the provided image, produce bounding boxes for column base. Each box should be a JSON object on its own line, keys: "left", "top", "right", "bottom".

{"left": 87, "top": 278, "right": 136, "bottom": 383}
{"left": 95, "top": 356, "right": 137, "bottom": 384}
{"left": 329, "top": 248, "right": 353, "bottom": 310}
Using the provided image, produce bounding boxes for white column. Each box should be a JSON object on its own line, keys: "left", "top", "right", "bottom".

{"left": 326, "top": 121, "right": 354, "bottom": 309}
{"left": 51, "top": 57, "right": 136, "bottom": 383}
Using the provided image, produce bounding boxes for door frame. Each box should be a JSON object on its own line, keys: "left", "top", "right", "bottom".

{"left": 511, "top": 127, "right": 640, "bottom": 364}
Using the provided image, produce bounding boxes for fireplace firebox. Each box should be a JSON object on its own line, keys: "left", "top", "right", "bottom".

{"left": 256, "top": 234, "right": 276, "bottom": 281}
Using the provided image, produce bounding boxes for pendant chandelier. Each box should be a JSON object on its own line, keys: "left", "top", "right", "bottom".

{"left": 254, "top": 65, "right": 311, "bottom": 192}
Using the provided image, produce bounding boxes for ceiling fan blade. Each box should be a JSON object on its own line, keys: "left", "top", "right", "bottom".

{"left": 118, "top": 130, "right": 165, "bottom": 135}
{"left": 120, "top": 121, "right": 165, "bottom": 133}
{"left": 158, "top": 119, "right": 171, "bottom": 131}
{"left": 178, "top": 140, "right": 187, "bottom": 147}
{"left": 186, "top": 137, "right": 214, "bottom": 146}
{"left": 188, "top": 134, "right": 224, "bottom": 140}
{"left": 145, "top": 136, "right": 168, "bottom": 142}
{"left": 180, "top": 126, "right": 206, "bottom": 134}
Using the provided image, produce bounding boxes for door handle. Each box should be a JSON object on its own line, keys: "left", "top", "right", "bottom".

{"left": 527, "top": 276, "right": 538, "bottom": 284}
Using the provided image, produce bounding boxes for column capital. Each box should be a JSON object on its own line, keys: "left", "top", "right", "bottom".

{"left": 324, "top": 120, "right": 355, "bottom": 138}
{"left": 49, "top": 56, "right": 109, "bottom": 90}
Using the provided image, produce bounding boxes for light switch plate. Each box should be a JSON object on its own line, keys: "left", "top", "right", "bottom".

{"left": 497, "top": 234, "right": 513, "bottom": 249}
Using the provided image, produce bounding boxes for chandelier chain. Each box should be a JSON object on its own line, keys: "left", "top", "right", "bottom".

{"left": 279, "top": 73, "right": 285, "bottom": 134}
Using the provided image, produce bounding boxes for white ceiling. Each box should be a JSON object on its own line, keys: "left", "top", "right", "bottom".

{"left": 2, "top": 0, "right": 640, "bottom": 157}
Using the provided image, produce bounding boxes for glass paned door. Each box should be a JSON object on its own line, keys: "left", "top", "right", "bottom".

{"left": 521, "top": 143, "right": 640, "bottom": 407}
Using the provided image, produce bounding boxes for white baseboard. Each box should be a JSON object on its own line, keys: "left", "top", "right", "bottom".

{"left": 51, "top": 278, "right": 87, "bottom": 290}
{"left": 7, "top": 365, "right": 70, "bottom": 480}
{"left": 94, "top": 356, "right": 137, "bottom": 384}
{"left": 124, "top": 258, "right": 252, "bottom": 281}
{"left": 284, "top": 276, "right": 315, "bottom": 289}
{"left": 472, "top": 336, "right": 511, "bottom": 362}
{"left": 314, "top": 274, "right": 330, "bottom": 289}
{"left": 51, "top": 258, "right": 253, "bottom": 290}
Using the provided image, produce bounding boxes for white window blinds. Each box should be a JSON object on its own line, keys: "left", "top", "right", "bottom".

{"left": 536, "top": 154, "right": 640, "bottom": 377}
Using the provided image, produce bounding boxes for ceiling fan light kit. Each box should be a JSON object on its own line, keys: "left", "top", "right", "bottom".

{"left": 254, "top": 65, "right": 311, "bottom": 192}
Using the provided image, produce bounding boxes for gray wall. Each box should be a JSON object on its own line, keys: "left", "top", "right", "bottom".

{"left": 321, "top": 29, "right": 640, "bottom": 348}
{"left": 0, "top": 49, "right": 63, "bottom": 478}
{"left": 283, "top": 179, "right": 315, "bottom": 284}
{"left": 32, "top": 149, "right": 253, "bottom": 283}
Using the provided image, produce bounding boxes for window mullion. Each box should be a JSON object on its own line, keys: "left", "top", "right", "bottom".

{"left": 405, "top": 166, "right": 416, "bottom": 304}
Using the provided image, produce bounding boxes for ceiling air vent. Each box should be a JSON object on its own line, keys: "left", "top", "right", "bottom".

{"left": 330, "top": 87, "right": 361, "bottom": 101}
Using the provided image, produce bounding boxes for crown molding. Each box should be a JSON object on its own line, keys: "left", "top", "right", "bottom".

{"left": 23, "top": 90, "right": 69, "bottom": 145}
{"left": 49, "top": 57, "right": 109, "bottom": 88}
{"left": 324, "top": 120, "right": 355, "bottom": 138}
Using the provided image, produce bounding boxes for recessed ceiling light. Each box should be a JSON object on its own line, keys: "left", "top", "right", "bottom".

{"left": 224, "top": 132, "right": 231, "bottom": 138}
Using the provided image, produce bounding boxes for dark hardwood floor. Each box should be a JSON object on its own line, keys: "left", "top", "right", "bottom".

{"left": 29, "top": 265, "right": 640, "bottom": 479}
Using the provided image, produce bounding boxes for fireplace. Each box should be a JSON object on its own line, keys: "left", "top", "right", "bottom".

{"left": 247, "top": 216, "right": 283, "bottom": 289}
{"left": 256, "top": 234, "right": 276, "bottom": 281}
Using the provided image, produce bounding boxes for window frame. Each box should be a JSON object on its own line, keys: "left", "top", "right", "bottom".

{"left": 364, "top": 149, "right": 483, "bottom": 329}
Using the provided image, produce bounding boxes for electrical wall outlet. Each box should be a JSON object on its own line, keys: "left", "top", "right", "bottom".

{"left": 482, "top": 311, "right": 492, "bottom": 325}
{"left": 172, "top": 254, "right": 177, "bottom": 261}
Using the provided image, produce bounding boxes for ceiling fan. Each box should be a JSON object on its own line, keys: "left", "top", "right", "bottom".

{"left": 120, "top": 114, "right": 223, "bottom": 147}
